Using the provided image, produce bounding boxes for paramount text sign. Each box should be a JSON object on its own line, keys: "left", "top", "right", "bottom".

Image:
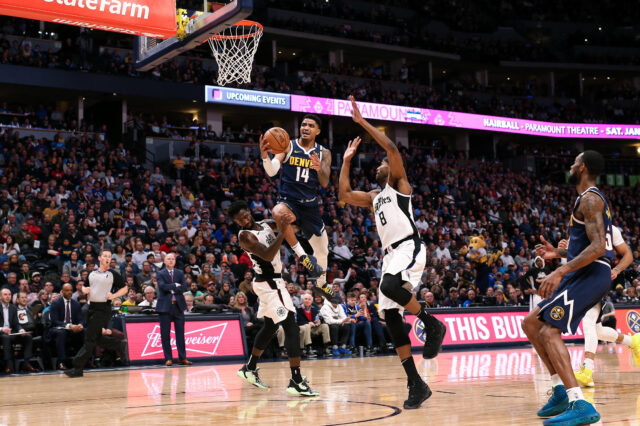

{"left": 0, "top": 0, "right": 176, "bottom": 38}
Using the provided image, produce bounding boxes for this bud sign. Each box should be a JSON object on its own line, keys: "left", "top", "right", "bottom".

{"left": 125, "top": 319, "right": 246, "bottom": 362}
{"left": 407, "top": 310, "right": 584, "bottom": 348}
{"left": 0, "top": 0, "right": 176, "bottom": 38}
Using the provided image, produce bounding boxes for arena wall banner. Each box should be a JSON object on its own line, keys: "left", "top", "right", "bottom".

{"left": 0, "top": 0, "right": 176, "bottom": 38}
{"left": 204, "top": 85, "right": 290, "bottom": 110}
{"left": 614, "top": 307, "right": 640, "bottom": 335}
{"left": 289, "top": 94, "right": 640, "bottom": 139}
{"left": 406, "top": 309, "right": 585, "bottom": 349}
{"left": 124, "top": 315, "right": 246, "bottom": 364}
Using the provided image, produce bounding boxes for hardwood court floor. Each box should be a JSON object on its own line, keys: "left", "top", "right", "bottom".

{"left": 0, "top": 344, "right": 638, "bottom": 425}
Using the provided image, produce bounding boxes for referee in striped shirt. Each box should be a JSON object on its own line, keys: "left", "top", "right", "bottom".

{"left": 65, "top": 250, "right": 129, "bottom": 377}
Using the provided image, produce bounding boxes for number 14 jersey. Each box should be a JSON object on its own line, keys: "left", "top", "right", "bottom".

{"left": 278, "top": 139, "right": 323, "bottom": 204}
{"left": 373, "top": 184, "right": 418, "bottom": 250}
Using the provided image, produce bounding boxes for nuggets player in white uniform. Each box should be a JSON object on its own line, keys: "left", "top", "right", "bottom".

{"left": 338, "top": 96, "right": 446, "bottom": 410}
{"left": 569, "top": 226, "right": 640, "bottom": 387}
{"left": 229, "top": 200, "right": 319, "bottom": 397}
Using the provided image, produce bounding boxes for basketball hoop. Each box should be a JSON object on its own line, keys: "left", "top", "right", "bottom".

{"left": 207, "top": 20, "right": 263, "bottom": 86}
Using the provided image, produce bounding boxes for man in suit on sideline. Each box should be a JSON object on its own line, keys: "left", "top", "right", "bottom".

{"left": 157, "top": 252, "right": 191, "bottom": 366}
{"left": 0, "top": 288, "right": 37, "bottom": 373}
{"left": 46, "top": 283, "right": 84, "bottom": 370}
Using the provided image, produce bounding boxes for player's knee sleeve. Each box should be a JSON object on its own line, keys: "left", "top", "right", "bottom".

{"left": 595, "top": 323, "right": 619, "bottom": 343}
{"left": 282, "top": 313, "right": 301, "bottom": 358}
{"left": 385, "top": 309, "right": 411, "bottom": 348}
{"left": 380, "top": 273, "right": 412, "bottom": 306}
{"left": 254, "top": 317, "right": 279, "bottom": 351}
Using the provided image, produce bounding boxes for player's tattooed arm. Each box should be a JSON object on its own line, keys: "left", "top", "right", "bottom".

{"left": 309, "top": 146, "right": 331, "bottom": 187}
{"left": 559, "top": 193, "right": 606, "bottom": 275}
{"left": 339, "top": 137, "right": 376, "bottom": 209}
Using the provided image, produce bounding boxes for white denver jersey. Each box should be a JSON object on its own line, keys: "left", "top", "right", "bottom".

{"left": 243, "top": 221, "right": 282, "bottom": 278}
{"left": 612, "top": 226, "right": 624, "bottom": 247}
{"left": 373, "top": 184, "right": 418, "bottom": 250}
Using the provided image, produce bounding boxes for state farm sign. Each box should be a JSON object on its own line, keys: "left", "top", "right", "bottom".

{"left": 407, "top": 311, "right": 584, "bottom": 348}
{"left": 125, "top": 319, "right": 246, "bottom": 362}
{"left": 0, "top": 0, "right": 176, "bottom": 38}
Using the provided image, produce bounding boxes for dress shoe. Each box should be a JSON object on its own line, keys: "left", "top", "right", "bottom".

{"left": 22, "top": 364, "right": 38, "bottom": 373}
{"left": 58, "top": 362, "right": 68, "bottom": 371}
{"left": 165, "top": 360, "right": 173, "bottom": 366}
{"left": 64, "top": 369, "right": 83, "bottom": 378}
{"left": 178, "top": 359, "right": 192, "bottom": 366}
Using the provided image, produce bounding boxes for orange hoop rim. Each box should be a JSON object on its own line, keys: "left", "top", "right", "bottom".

{"left": 209, "top": 20, "right": 263, "bottom": 41}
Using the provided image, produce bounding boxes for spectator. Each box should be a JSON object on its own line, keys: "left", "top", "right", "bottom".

{"left": 297, "top": 293, "right": 331, "bottom": 357}
{"left": 138, "top": 286, "right": 157, "bottom": 308}
{"left": 342, "top": 292, "right": 373, "bottom": 354}
{"left": 45, "top": 283, "right": 84, "bottom": 370}
{"left": 443, "top": 287, "right": 462, "bottom": 307}
{"left": 463, "top": 289, "right": 477, "bottom": 307}
{"left": 188, "top": 282, "right": 204, "bottom": 304}
{"left": 232, "top": 291, "right": 260, "bottom": 348}
{"left": 320, "top": 296, "right": 352, "bottom": 356}
{"left": 0, "top": 288, "right": 37, "bottom": 373}
{"left": 121, "top": 288, "right": 138, "bottom": 309}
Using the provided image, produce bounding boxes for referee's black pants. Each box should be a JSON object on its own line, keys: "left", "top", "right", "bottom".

{"left": 72, "top": 302, "right": 122, "bottom": 370}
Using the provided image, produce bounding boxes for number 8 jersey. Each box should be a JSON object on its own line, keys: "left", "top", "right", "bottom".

{"left": 373, "top": 184, "right": 419, "bottom": 250}
{"left": 278, "top": 139, "right": 323, "bottom": 204}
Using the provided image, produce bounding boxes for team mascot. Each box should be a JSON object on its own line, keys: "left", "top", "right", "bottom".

{"left": 459, "top": 236, "right": 503, "bottom": 295}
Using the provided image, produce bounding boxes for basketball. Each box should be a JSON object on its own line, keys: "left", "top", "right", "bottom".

{"left": 263, "top": 127, "right": 290, "bottom": 153}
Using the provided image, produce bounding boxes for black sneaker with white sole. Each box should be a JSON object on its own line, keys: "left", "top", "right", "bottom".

{"left": 286, "top": 377, "right": 320, "bottom": 396}
{"left": 404, "top": 379, "right": 432, "bottom": 409}
{"left": 237, "top": 365, "right": 269, "bottom": 389}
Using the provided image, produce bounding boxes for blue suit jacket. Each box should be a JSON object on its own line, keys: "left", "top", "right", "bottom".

{"left": 156, "top": 267, "right": 188, "bottom": 313}
{"left": 46, "top": 296, "right": 83, "bottom": 340}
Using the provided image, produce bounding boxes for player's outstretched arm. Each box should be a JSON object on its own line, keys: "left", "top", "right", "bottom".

{"left": 349, "top": 95, "right": 410, "bottom": 194}
{"left": 238, "top": 215, "right": 292, "bottom": 261}
{"left": 339, "top": 137, "right": 376, "bottom": 209}
{"left": 261, "top": 134, "right": 289, "bottom": 177}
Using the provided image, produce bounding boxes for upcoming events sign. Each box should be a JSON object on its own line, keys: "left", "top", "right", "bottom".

{"left": 125, "top": 317, "right": 246, "bottom": 363}
{"left": 205, "top": 86, "right": 291, "bottom": 110}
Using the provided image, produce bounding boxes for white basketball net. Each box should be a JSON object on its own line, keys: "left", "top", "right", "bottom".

{"left": 208, "top": 21, "right": 263, "bottom": 86}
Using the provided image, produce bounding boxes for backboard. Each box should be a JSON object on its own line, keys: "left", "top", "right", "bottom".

{"left": 134, "top": 0, "right": 253, "bottom": 71}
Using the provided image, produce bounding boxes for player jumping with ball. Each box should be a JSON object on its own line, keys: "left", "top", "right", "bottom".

{"left": 339, "top": 96, "right": 446, "bottom": 409}
{"left": 261, "top": 115, "right": 334, "bottom": 300}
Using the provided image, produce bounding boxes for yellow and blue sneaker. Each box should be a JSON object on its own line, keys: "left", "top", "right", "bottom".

{"left": 537, "top": 385, "right": 569, "bottom": 417}
{"left": 574, "top": 365, "right": 595, "bottom": 387}
{"left": 543, "top": 400, "right": 600, "bottom": 425}
{"left": 300, "top": 254, "right": 323, "bottom": 279}
{"left": 630, "top": 333, "right": 640, "bottom": 367}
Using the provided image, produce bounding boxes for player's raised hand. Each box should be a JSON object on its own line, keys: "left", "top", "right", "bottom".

{"left": 535, "top": 235, "right": 558, "bottom": 260}
{"left": 349, "top": 95, "right": 364, "bottom": 124}
{"left": 259, "top": 134, "right": 275, "bottom": 158}
{"left": 309, "top": 152, "right": 321, "bottom": 170}
{"left": 343, "top": 137, "right": 362, "bottom": 162}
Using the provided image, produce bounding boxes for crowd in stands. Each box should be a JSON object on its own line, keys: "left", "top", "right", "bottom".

{"left": 1, "top": 96, "right": 640, "bottom": 371}
{"left": 1, "top": 16, "right": 639, "bottom": 125}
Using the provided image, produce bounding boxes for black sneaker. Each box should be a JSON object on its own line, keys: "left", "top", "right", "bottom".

{"left": 286, "top": 377, "right": 320, "bottom": 396}
{"left": 422, "top": 315, "right": 447, "bottom": 359}
{"left": 300, "top": 254, "right": 323, "bottom": 279}
{"left": 64, "top": 369, "right": 84, "bottom": 378}
{"left": 304, "top": 347, "right": 318, "bottom": 359}
{"left": 116, "top": 340, "right": 129, "bottom": 365}
{"left": 237, "top": 365, "right": 269, "bottom": 389}
{"left": 404, "top": 379, "right": 432, "bottom": 409}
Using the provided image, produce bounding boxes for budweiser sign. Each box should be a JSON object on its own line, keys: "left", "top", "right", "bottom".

{"left": 125, "top": 319, "right": 246, "bottom": 362}
{"left": 0, "top": 0, "right": 176, "bottom": 38}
